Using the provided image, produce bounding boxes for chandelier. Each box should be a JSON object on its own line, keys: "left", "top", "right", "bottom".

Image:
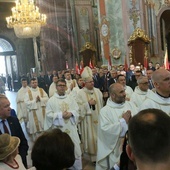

{"left": 6, "top": 0, "right": 47, "bottom": 38}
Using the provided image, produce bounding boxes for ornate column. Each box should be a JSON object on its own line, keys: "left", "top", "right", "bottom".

{"left": 146, "top": 0, "right": 158, "bottom": 57}
{"left": 98, "top": 0, "right": 110, "bottom": 62}
{"left": 33, "top": 37, "right": 40, "bottom": 71}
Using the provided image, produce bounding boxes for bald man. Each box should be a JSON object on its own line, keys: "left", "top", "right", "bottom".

{"left": 127, "top": 109, "right": 170, "bottom": 170}
{"left": 96, "top": 83, "right": 138, "bottom": 170}
{"left": 139, "top": 69, "right": 170, "bottom": 115}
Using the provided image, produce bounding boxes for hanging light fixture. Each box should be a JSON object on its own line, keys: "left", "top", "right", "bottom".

{"left": 6, "top": 0, "right": 47, "bottom": 38}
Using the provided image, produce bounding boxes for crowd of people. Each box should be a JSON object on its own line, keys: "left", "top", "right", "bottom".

{"left": 0, "top": 74, "right": 13, "bottom": 93}
{"left": 0, "top": 61, "right": 170, "bottom": 170}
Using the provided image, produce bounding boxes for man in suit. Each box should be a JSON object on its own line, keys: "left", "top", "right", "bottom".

{"left": 146, "top": 69, "right": 154, "bottom": 89}
{"left": 1, "top": 73, "right": 6, "bottom": 85}
{"left": 38, "top": 71, "right": 48, "bottom": 94}
{"left": 108, "top": 69, "right": 117, "bottom": 87}
{"left": 45, "top": 71, "right": 53, "bottom": 95}
{"left": 126, "top": 64, "right": 135, "bottom": 84}
{"left": 147, "top": 61, "right": 156, "bottom": 71}
{"left": 92, "top": 68, "right": 100, "bottom": 88}
{"left": 127, "top": 70, "right": 142, "bottom": 90}
{"left": 0, "top": 94, "right": 28, "bottom": 168}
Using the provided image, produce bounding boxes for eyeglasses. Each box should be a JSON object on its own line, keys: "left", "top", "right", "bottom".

{"left": 57, "top": 85, "right": 66, "bottom": 87}
{"left": 140, "top": 82, "right": 149, "bottom": 85}
{"left": 86, "top": 81, "right": 94, "bottom": 83}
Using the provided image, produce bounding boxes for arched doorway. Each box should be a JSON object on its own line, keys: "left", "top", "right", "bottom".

{"left": 0, "top": 37, "right": 18, "bottom": 91}
{"left": 0, "top": 46, "right": 6, "bottom": 75}
{"left": 157, "top": 8, "right": 170, "bottom": 63}
{"left": 160, "top": 10, "right": 170, "bottom": 61}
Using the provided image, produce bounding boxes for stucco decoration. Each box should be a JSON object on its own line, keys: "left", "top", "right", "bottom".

{"left": 79, "top": 42, "right": 96, "bottom": 53}
{"left": 129, "top": 0, "right": 140, "bottom": 29}
{"left": 128, "top": 27, "right": 151, "bottom": 44}
{"left": 111, "top": 47, "right": 121, "bottom": 59}
{"left": 100, "top": 17, "right": 110, "bottom": 44}
{"left": 164, "top": 0, "right": 170, "bottom": 6}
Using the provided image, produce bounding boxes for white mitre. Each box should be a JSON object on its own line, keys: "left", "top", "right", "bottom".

{"left": 81, "top": 66, "right": 93, "bottom": 82}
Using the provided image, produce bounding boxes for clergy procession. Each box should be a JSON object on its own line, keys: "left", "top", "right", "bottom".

{"left": 0, "top": 63, "right": 170, "bottom": 170}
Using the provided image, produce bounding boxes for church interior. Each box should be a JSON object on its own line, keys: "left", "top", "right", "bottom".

{"left": 0, "top": 1, "right": 170, "bottom": 169}
{"left": 0, "top": 0, "right": 170, "bottom": 83}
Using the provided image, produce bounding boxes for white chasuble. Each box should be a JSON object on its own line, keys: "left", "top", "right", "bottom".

{"left": 96, "top": 98, "right": 138, "bottom": 170}
{"left": 77, "top": 87, "right": 103, "bottom": 160}
{"left": 16, "top": 86, "right": 30, "bottom": 122}
{"left": 24, "top": 87, "right": 49, "bottom": 134}
{"left": 44, "top": 93, "right": 81, "bottom": 158}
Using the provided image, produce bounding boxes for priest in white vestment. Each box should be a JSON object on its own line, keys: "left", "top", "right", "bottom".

{"left": 130, "top": 76, "right": 150, "bottom": 108}
{"left": 24, "top": 78, "right": 49, "bottom": 141}
{"left": 71, "top": 77, "right": 84, "bottom": 100}
{"left": 49, "top": 75, "right": 58, "bottom": 97}
{"left": 16, "top": 78, "right": 30, "bottom": 123}
{"left": 139, "top": 69, "right": 170, "bottom": 116}
{"left": 76, "top": 67, "right": 103, "bottom": 162}
{"left": 96, "top": 83, "right": 138, "bottom": 170}
{"left": 64, "top": 71, "right": 78, "bottom": 95}
{"left": 44, "top": 79, "right": 82, "bottom": 170}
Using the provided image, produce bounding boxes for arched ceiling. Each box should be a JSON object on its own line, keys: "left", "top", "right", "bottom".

{"left": 0, "top": 38, "right": 13, "bottom": 52}
{"left": 161, "top": 10, "right": 170, "bottom": 23}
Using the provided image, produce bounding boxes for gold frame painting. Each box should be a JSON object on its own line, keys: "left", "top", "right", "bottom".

{"left": 111, "top": 48, "right": 121, "bottom": 59}
{"left": 100, "top": 17, "right": 110, "bottom": 44}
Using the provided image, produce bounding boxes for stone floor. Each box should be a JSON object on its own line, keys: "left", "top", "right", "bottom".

{"left": 5, "top": 90, "right": 95, "bottom": 170}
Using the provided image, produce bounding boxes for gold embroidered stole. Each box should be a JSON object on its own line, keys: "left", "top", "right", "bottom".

{"left": 85, "top": 90, "right": 99, "bottom": 153}
{"left": 72, "top": 79, "right": 76, "bottom": 88}
{"left": 28, "top": 88, "right": 45, "bottom": 132}
{"left": 39, "top": 88, "right": 46, "bottom": 119}
{"left": 60, "top": 101, "right": 69, "bottom": 124}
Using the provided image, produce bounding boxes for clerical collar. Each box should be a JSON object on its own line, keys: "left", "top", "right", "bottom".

{"left": 84, "top": 88, "right": 94, "bottom": 94}
{"left": 31, "top": 87, "right": 38, "bottom": 91}
{"left": 66, "top": 79, "right": 71, "bottom": 82}
{"left": 58, "top": 94, "right": 65, "bottom": 96}
{"left": 55, "top": 93, "right": 66, "bottom": 99}
{"left": 78, "top": 85, "right": 83, "bottom": 89}
{"left": 156, "top": 91, "right": 170, "bottom": 98}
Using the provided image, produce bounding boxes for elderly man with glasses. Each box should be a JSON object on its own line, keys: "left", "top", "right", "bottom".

{"left": 76, "top": 67, "right": 103, "bottom": 163}
{"left": 130, "top": 76, "right": 150, "bottom": 108}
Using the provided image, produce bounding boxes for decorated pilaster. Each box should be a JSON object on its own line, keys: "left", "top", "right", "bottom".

{"left": 98, "top": 0, "right": 110, "bottom": 67}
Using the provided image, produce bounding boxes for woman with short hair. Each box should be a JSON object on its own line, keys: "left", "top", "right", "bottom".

{"left": 31, "top": 128, "right": 75, "bottom": 170}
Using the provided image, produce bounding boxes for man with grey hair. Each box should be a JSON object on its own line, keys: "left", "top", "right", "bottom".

{"left": 139, "top": 69, "right": 170, "bottom": 115}
{"left": 130, "top": 76, "right": 150, "bottom": 108}
{"left": 96, "top": 83, "right": 137, "bottom": 170}
{"left": 77, "top": 66, "right": 103, "bottom": 163}
{"left": 146, "top": 69, "right": 154, "bottom": 89}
